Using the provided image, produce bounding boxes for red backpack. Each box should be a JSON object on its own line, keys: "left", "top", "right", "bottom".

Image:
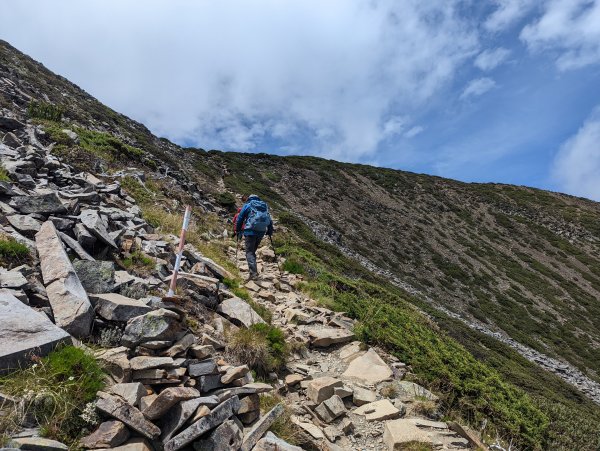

{"left": 232, "top": 207, "right": 242, "bottom": 234}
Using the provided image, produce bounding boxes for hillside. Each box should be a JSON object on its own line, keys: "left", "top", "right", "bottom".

{"left": 1, "top": 39, "right": 600, "bottom": 450}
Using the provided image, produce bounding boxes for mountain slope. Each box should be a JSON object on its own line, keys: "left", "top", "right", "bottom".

{"left": 198, "top": 152, "right": 600, "bottom": 383}
{"left": 2, "top": 39, "right": 600, "bottom": 449}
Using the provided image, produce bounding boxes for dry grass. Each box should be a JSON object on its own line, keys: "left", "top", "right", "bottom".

{"left": 259, "top": 394, "right": 302, "bottom": 445}
{"left": 380, "top": 383, "right": 399, "bottom": 399}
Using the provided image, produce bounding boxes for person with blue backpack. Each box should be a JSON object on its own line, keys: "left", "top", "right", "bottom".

{"left": 235, "top": 194, "right": 274, "bottom": 280}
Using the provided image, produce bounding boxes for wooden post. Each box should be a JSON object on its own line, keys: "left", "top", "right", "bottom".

{"left": 167, "top": 205, "right": 192, "bottom": 297}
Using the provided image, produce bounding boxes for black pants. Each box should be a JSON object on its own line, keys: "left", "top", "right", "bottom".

{"left": 244, "top": 234, "right": 263, "bottom": 275}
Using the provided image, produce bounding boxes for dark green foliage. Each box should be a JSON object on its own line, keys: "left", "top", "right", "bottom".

{"left": 216, "top": 192, "right": 237, "bottom": 211}
{"left": 76, "top": 127, "right": 145, "bottom": 162}
{"left": 27, "top": 101, "right": 64, "bottom": 121}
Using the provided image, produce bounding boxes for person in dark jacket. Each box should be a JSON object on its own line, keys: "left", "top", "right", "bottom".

{"left": 235, "top": 194, "right": 273, "bottom": 279}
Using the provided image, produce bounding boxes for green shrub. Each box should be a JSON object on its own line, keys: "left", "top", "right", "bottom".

{"left": 216, "top": 192, "right": 237, "bottom": 211}
{"left": 248, "top": 299, "right": 273, "bottom": 323}
{"left": 0, "top": 346, "right": 105, "bottom": 445}
{"left": 0, "top": 237, "right": 30, "bottom": 267}
{"left": 0, "top": 165, "right": 10, "bottom": 182}
{"left": 259, "top": 394, "right": 301, "bottom": 444}
{"left": 121, "top": 251, "right": 154, "bottom": 274}
{"left": 75, "top": 128, "right": 144, "bottom": 162}
{"left": 27, "top": 101, "right": 64, "bottom": 122}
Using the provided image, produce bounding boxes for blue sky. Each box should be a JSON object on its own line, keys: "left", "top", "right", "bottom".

{"left": 2, "top": 0, "right": 600, "bottom": 200}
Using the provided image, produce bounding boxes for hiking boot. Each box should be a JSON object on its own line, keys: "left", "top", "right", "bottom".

{"left": 247, "top": 272, "right": 258, "bottom": 281}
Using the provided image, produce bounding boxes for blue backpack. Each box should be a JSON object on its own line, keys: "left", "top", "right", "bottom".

{"left": 244, "top": 199, "right": 271, "bottom": 233}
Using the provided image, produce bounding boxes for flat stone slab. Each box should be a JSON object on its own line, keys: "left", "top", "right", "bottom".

{"left": 383, "top": 419, "right": 433, "bottom": 449}
{"left": 353, "top": 399, "right": 401, "bottom": 421}
{"left": 35, "top": 221, "right": 93, "bottom": 337}
{"left": 0, "top": 290, "right": 71, "bottom": 373}
{"left": 12, "top": 437, "right": 68, "bottom": 451}
{"left": 217, "top": 297, "right": 266, "bottom": 328}
{"left": 342, "top": 348, "right": 393, "bottom": 385}
{"left": 308, "top": 327, "right": 355, "bottom": 347}
{"left": 90, "top": 293, "right": 151, "bottom": 322}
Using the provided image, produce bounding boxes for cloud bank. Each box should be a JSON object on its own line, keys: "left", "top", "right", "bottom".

{"left": 553, "top": 107, "right": 600, "bottom": 201}
{"left": 2, "top": 0, "right": 478, "bottom": 160}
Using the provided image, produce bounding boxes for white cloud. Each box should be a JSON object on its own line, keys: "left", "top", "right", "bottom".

{"left": 474, "top": 47, "right": 511, "bottom": 70}
{"left": 460, "top": 77, "right": 497, "bottom": 99}
{"left": 521, "top": 0, "right": 600, "bottom": 70}
{"left": 484, "top": 0, "right": 538, "bottom": 31}
{"left": 552, "top": 106, "right": 600, "bottom": 201}
{"left": 0, "top": 0, "right": 478, "bottom": 160}
{"left": 405, "top": 126, "right": 424, "bottom": 138}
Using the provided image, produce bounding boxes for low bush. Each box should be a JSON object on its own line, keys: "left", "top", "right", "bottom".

{"left": 120, "top": 251, "right": 154, "bottom": 274}
{"left": 0, "top": 165, "right": 10, "bottom": 182}
{"left": 216, "top": 192, "right": 237, "bottom": 211}
{"left": 0, "top": 346, "right": 105, "bottom": 445}
{"left": 226, "top": 323, "right": 288, "bottom": 377}
{"left": 27, "top": 101, "right": 64, "bottom": 122}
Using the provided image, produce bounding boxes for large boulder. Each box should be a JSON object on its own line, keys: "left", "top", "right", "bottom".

{"left": 11, "top": 193, "right": 67, "bottom": 215}
{"left": 308, "top": 327, "right": 355, "bottom": 347}
{"left": 342, "top": 348, "right": 393, "bottom": 385}
{"left": 79, "top": 209, "right": 117, "bottom": 248}
{"left": 121, "top": 309, "right": 186, "bottom": 348}
{"left": 35, "top": 221, "right": 94, "bottom": 337}
{"left": 90, "top": 293, "right": 151, "bottom": 322}
{"left": 73, "top": 260, "right": 115, "bottom": 293}
{"left": 217, "top": 297, "right": 266, "bottom": 328}
{"left": 0, "top": 290, "right": 71, "bottom": 373}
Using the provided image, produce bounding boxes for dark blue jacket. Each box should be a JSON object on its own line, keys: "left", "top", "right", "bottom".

{"left": 236, "top": 195, "right": 274, "bottom": 237}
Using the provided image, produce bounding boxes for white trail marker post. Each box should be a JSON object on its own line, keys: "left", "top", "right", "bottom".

{"left": 167, "top": 205, "right": 192, "bottom": 297}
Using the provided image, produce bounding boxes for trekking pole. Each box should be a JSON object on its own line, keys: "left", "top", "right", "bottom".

{"left": 167, "top": 205, "right": 192, "bottom": 297}
{"left": 268, "top": 235, "right": 284, "bottom": 278}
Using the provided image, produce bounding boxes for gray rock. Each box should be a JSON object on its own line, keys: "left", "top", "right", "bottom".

{"left": 199, "top": 374, "right": 224, "bottom": 393}
{"left": 308, "top": 327, "right": 355, "bottom": 347}
{"left": 74, "top": 223, "right": 96, "bottom": 248}
{"left": 188, "top": 359, "right": 218, "bottom": 377}
{"left": 240, "top": 403, "right": 284, "bottom": 451}
{"left": 0, "top": 290, "right": 71, "bottom": 373}
{"left": 161, "top": 333, "right": 196, "bottom": 357}
{"left": 0, "top": 181, "right": 15, "bottom": 195}
{"left": 217, "top": 297, "right": 266, "bottom": 328}
{"left": 6, "top": 215, "right": 42, "bottom": 235}
{"left": 315, "top": 395, "right": 346, "bottom": 423}
{"left": 95, "top": 393, "right": 160, "bottom": 439}
{"left": 121, "top": 308, "right": 185, "bottom": 348}
{"left": 11, "top": 193, "right": 67, "bottom": 215}
{"left": 193, "top": 419, "right": 243, "bottom": 451}
{"left": 109, "top": 383, "right": 147, "bottom": 407}
{"left": 0, "top": 271, "right": 28, "bottom": 289}
{"left": 79, "top": 209, "right": 117, "bottom": 248}
{"left": 58, "top": 232, "right": 94, "bottom": 261}
{"left": 164, "top": 396, "right": 241, "bottom": 451}
{"left": 73, "top": 260, "right": 115, "bottom": 293}
{"left": 95, "top": 347, "right": 131, "bottom": 383}
{"left": 254, "top": 431, "right": 303, "bottom": 451}
{"left": 160, "top": 398, "right": 204, "bottom": 443}
{"left": 90, "top": 293, "right": 151, "bottom": 322}
{"left": 35, "top": 221, "right": 93, "bottom": 337}
{"left": 221, "top": 365, "right": 249, "bottom": 384}
{"left": 11, "top": 437, "right": 67, "bottom": 451}
{"left": 142, "top": 387, "right": 200, "bottom": 420}
{"left": 103, "top": 438, "right": 153, "bottom": 451}
{"left": 79, "top": 420, "right": 130, "bottom": 449}
{"left": 129, "top": 356, "right": 174, "bottom": 371}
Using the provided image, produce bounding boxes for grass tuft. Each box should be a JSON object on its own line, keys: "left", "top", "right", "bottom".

{"left": 0, "top": 346, "right": 105, "bottom": 445}
{"left": 259, "top": 394, "right": 301, "bottom": 445}
{"left": 0, "top": 237, "right": 30, "bottom": 268}
{"left": 226, "top": 323, "right": 288, "bottom": 377}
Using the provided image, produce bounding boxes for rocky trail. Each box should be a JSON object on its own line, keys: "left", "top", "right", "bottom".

{"left": 0, "top": 118, "right": 488, "bottom": 450}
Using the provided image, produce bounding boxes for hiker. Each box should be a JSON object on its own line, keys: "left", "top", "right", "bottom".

{"left": 235, "top": 194, "right": 273, "bottom": 280}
